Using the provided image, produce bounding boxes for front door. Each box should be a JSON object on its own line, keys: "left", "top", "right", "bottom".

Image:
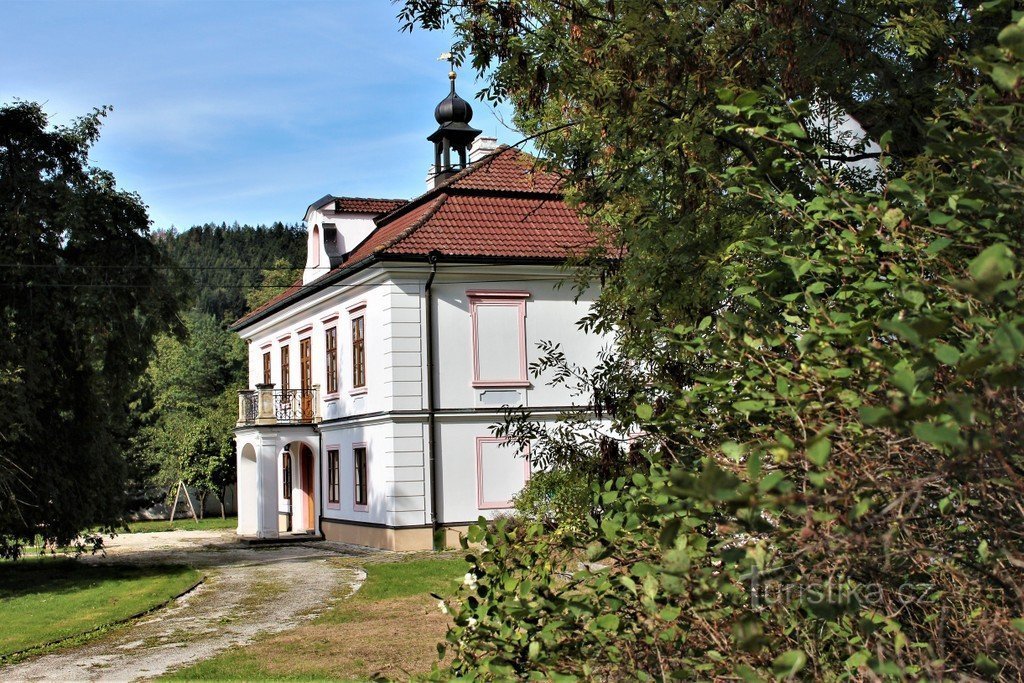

{"left": 299, "top": 337, "right": 312, "bottom": 420}
{"left": 300, "top": 446, "right": 314, "bottom": 532}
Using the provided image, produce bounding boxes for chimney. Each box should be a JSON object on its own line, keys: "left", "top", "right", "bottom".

{"left": 469, "top": 136, "right": 498, "bottom": 162}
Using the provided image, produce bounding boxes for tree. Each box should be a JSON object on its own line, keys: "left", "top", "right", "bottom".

{"left": 154, "top": 223, "right": 305, "bottom": 321}
{"left": 0, "top": 102, "right": 182, "bottom": 558}
{"left": 401, "top": 1, "right": 1024, "bottom": 679}
{"left": 245, "top": 256, "right": 300, "bottom": 312}
{"left": 137, "top": 312, "right": 244, "bottom": 517}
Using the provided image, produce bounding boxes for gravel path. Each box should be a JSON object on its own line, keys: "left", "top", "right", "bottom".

{"left": 1, "top": 529, "right": 374, "bottom": 682}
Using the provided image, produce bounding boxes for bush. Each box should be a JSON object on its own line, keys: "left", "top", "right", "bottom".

{"left": 512, "top": 469, "right": 592, "bottom": 534}
{"left": 428, "top": 11, "right": 1024, "bottom": 680}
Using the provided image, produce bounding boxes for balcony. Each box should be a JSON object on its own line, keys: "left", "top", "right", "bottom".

{"left": 237, "top": 384, "right": 321, "bottom": 427}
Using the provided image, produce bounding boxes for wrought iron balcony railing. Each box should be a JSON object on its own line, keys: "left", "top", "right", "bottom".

{"left": 237, "top": 384, "right": 321, "bottom": 426}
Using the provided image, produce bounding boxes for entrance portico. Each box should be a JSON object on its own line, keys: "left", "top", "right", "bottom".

{"left": 235, "top": 426, "right": 319, "bottom": 539}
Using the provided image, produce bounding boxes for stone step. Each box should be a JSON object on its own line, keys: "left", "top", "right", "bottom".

{"left": 239, "top": 533, "right": 324, "bottom": 547}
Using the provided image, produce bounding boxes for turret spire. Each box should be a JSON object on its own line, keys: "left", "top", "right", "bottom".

{"left": 428, "top": 54, "right": 481, "bottom": 182}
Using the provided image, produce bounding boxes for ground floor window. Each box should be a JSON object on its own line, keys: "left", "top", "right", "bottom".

{"left": 353, "top": 445, "right": 368, "bottom": 508}
{"left": 327, "top": 449, "right": 340, "bottom": 504}
{"left": 282, "top": 451, "right": 292, "bottom": 500}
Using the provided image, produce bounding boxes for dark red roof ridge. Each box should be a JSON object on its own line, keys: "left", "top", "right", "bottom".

{"left": 232, "top": 146, "right": 587, "bottom": 331}
{"left": 372, "top": 146, "right": 561, "bottom": 226}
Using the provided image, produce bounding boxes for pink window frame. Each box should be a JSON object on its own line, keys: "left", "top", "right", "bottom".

{"left": 325, "top": 444, "right": 341, "bottom": 509}
{"left": 467, "top": 290, "right": 530, "bottom": 388}
{"left": 352, "top": 442, "right": 369, "bottom": 512}
{"left": 475, "top": 436, "right": 531, "bottom": 510}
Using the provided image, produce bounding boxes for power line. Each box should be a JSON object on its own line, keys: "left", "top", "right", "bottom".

{"left": 0, "top": 276, "right": 579, "bottom": 291}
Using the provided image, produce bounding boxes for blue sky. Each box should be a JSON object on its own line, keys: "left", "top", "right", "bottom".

{"left": 0, "top": 1, "right": 519, "bottom": 229}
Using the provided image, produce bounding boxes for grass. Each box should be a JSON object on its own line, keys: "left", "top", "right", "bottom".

{"left": 121, "top": 516, "right": 237, "bottom": 534}
{"left": 164, "top": 555, "right": 469, "bottom": 681}
{"left": 0, "top": 559, "right": 202, "bottom": 659}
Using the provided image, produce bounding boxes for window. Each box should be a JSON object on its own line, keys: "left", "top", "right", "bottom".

{"left": 282, "top": 451, "right": 292, "bottom": 500}
{"left": 351, "top": 315, "right": 365, "bottom": 389}
{"left": 325, "top": 327, "right": 338, "bottom": 394}
{"left": 262, "top": 351, "right": 271, "bottom": 385}
{"left": 476, "top": 437, "right": 530, "bottom": 509}
{"left": 280, "top": 345, "right": 290, "bottom": 392}
{"left": 327, "top": 449, "right": 340, "bottom": 504}
{"left": 353, "top": 446, "right": 368, "bottom": 508}
{"left": 467, "top": 291, "right": 530, "bottom": 387}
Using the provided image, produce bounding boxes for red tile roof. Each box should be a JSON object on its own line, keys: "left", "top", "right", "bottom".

{"left": 333, "top": 197, "right": 407, "bottom": 214}
{"left": 233, "top": 147, "right": 596, "bottom": 329}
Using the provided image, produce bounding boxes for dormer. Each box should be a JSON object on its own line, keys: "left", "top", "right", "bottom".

{"left": 301, "top": 195, "right": 406, "bottom": 284}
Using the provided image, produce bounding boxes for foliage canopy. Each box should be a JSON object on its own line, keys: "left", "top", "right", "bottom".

{"left": 0, "top": 102, "right": 182, "bottom": 557}
{"left": 401, "top": 0, "right": 1024, "bottom": 679}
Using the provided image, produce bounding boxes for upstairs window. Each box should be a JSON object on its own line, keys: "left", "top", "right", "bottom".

{"left": 325, "top": 327, "right": 338, "bottom": 394}
{"left": 262, "top": 351, "right": 271, "bottom": 385}
{"left": 467, "top": 291, "right": 530, "bottom": 387}
{"left": 327, "top": 449, "right": 340, "bottom": 504}
{"left": 351, "top": 314, "right": 365, "bottom": 389}
{"left": 280, "top": 345, "right": 290, "bottom": 392}
{"left": 353, "top": 446, "right": 368, "bottom": 508}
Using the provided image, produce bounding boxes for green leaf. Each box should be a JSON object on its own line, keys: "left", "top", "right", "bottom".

{"left": 734, "top": 90, "right": 759, "bottom": 108}
{"left": 991, "top": 64, "right": 1020, "bottom": 91}
{"left": 890, "top": 366, "right": 917, "bottom": 395}
{"left": 636, "top": 403, "right": 654, "bottom": 421}
{"left": 772, "top": 650, "right": 807, "bottom": 678}
{"left": 886, "top": 178, "right": 913, "bottom": 195}
{"left": 933, "top": 343, "right": 961, "bottom": 365}
{"left": 881, "top": 208, "right": 904, "bottom": 229}
{"left": 807, "top": 437, "right": 831, "bottom": 467}
{"left": 758, "top": 471, "right": 786, "bottom": 493}
{"left": 859, "top": 406, "right": 890, "bottom": 425}
{"left": 912, "top": 422, "right": 960, "bottom": 446}
{"left": 780, "top": 122, "right": 806, "bottom": 139}
{"left": 925, "top": 237, "right": 952, "bottom": 255}
{"left": 721, "top": 441, "right": 744, "bottom": 461}
{"left": 549, "top": 674, "right": 579, "bottom": 683}
{"left": 733, "top": 400, "right": 766, "bottom": 413}
{"left": 998, "top": 23, "right": 1024, "bottom": 57}
{"left": 978, "top": 539, "right": 990, "bottom": 562}
{"left": 1010, "top": 618, "right": 1024, "bottom": 634}
{"left": 969, "top": 243, "right": 1014, "bottom": 285}
{"left": 593, "top": 614, "right": 620, "bottom": 631}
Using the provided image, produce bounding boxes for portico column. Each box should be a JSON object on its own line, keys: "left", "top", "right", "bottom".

{"left": 256, "top": 432, "right": 281, "bottom": 539}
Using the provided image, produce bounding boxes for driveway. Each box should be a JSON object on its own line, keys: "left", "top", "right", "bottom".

{"left": 1, "top": 529, "right": 379, "bottom": 681}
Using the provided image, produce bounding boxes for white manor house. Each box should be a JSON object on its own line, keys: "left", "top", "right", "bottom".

{"left": 231, "top": 75, "right": 606, "bottom": 550}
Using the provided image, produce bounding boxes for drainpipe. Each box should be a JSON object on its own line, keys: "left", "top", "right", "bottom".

{"left": 425, "top": 251, "right": 441, "bottom": 548}
{"left": 317, "top": 424, "right": 323, "bottom": 538}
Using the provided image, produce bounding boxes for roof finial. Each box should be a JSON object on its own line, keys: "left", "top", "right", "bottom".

{"left": 438, "top": 51, "right": 457, "bottom": 91}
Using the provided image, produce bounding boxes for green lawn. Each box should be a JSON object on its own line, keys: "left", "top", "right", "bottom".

{"left": 123, "top": 516, "right": 237, "bottom": 533}
{"left": 0, "top": 560, "right": 202, "bottom": 658}
{"left": 165, "top": 555, "right": 468, "bottom": 681}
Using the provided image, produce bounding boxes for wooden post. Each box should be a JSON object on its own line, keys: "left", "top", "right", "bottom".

{"left": 168, "top": 481, "right": 200, "bottom": 524}
{"left": 169, "top": 483, "right": 181, "bottom": 523}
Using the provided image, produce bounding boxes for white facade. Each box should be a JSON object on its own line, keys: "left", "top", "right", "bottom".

{"left": 234, "top": 253, "right": 605, "bottom": 549}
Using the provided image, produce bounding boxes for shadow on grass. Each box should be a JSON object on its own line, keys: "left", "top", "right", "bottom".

{"left": 0, "top": 561, "right": 202, "bottom": 659}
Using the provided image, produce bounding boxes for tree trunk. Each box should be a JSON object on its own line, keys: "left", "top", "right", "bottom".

{"left": 197, "top": 491, "right": 207, "bottom": 520}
